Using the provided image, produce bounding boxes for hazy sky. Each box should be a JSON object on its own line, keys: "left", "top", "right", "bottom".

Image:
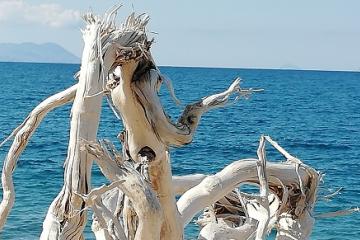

{"left": 0, "top": 0, "right": 359, "bottom": 71}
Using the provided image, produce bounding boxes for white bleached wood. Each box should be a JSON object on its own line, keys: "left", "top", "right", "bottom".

{"left": 75, "top": 181, "right": 127, "bottom": 240}
{"left": 41, "top": 9, "right": 151, "bottom": 239}
{"left": 196, "top": 191, "right": 280, "bottom": 240}
{"left": 254, "top": 136, "right": 270, "bottom": 240}
{"left": 0, "top": 84, "right": 77, "bottom": 230}
{"left": 91, "top": 188, "right": 125, "bottom": 240}
{"left": 91, "top": 195, "right": 127, "bottom": 240}
{"left": 276, "top": 211, "right": 314, "bottom": 240}
{"left": 109, "top": 61, "right": 257, "bottom": 239}
{"left": 122, "top": 196, "right": 138, "bottom": 240}
{"left": 131, "top": 76, "right": 258, "bottom": 147}
{"left": 149, "top": 153, "right": 182, "bottom": 240}
{"left": 41, "top": 36, "right": 104, "bottom": 239}
{"left": 198, "top": 220, "right": 257, "bottom": 240}
{"left": 177, "top": 159, "right": 312, "bottom": 226}
{"left": 187, "top": 138, "right": 321, "bottom": 240}
{"left": 172, "top": 174, "right": 207, "bottom": 195}
{"left": 84, "top": 140, "right": 163, "bottom": 240}
{"left": 41, "top": 14, "right": 113, "bottom": 239}
{"left": 109, "top": 60, "right": 182, "bottom": 240}
{"left": 2, "top": 6, "right": 352, "bottom": 240}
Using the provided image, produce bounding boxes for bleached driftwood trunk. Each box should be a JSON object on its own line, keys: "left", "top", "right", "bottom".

{"left": 40, "top": 19, "right": 104, "bottom": 238}
{"left": 40, "top": 10, "right": 153, "bottom": 239}
{"left": 0, "top": 6, "right": 357, "bottom": 240}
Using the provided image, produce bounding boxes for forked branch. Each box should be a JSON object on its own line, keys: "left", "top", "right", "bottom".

{"left": 84, "top": 140, "right": 163, "bottom": 240}
{"left": 132, "top": 76, "right": 262, "bottom": 147}
{"left": 177, "top": 137, "right": 320, "bottom": 240}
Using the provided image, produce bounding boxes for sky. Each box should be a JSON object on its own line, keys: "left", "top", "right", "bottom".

{"left": 0, "top": 0, "right": 359, "bottom": 71}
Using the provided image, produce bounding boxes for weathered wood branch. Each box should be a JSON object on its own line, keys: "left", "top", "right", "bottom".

{"left": 177, "top": 159, "right": 309, "bottom": 226}
{"left": 0, "top": 84, "right": 77, "bottom": 230}
{"left": 172, "top": 174, "right": 207, "bottom": 195}
{"left": 84, "top": 140, "right": 163, "bottom": 240}
{"left": 41, "top": 9, "right": 152, "bottom": 239}
{"left": 1, "top": 6, "right": 356, "bottom": 240}
{"left": 41, "top": 18, "right": 105, "bottom": 238}
{"left": 132, "top": 76, "right": 259, "bottom": 147}
{"left": 177, "top": 137, "right": 320, "bottom": 240}
{"left": 254, "top": 136, "right": 270, "bottom": 240}
{"left": 107, "top": 54, "right": 261, "bottom": 239}
{"left": 198, "top": 221, "right": 257, "bottom": 240}
{"left": 90, "top": 188, "right": 126, "bottom": 240}
{"left": 75, "top": 180, "right": 127, "bottom": 240}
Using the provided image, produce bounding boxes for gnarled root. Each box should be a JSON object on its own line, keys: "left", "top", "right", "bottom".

{"left": 177, "top": 136, "right": 320, "bottom": 240}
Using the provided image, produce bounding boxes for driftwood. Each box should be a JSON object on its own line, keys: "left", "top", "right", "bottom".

{"left": 0, "top": 6, "right": 358, "bottom": 240}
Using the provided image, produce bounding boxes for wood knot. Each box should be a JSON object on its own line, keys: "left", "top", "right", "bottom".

{"left": 138, "top": 146, "right": 156, "bottom": 162}
{"left": 117, "top": 130, "right": 126, "bottom": 143}
{"left": 187, "top": 115, "right": 196, "bottom": 124}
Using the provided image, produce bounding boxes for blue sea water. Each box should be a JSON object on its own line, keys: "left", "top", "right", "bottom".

{"left": 0, "top": 62, "right": 359, "bottom": 239}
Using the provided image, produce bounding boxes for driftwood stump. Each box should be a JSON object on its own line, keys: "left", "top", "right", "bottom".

{"left": 0, "top": 7, "right": 357, "bottom": 240}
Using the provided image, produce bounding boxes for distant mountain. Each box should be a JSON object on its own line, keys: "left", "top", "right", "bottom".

{"left": 0, "top": 42, "right": 80, "bottom": 64}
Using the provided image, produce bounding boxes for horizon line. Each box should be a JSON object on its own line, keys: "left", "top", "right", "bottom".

{"left": 0, "top": 61, "right": 359, "bottom": 73}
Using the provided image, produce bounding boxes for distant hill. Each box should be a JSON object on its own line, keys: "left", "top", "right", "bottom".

{"left": 0, "top": 42, "right": 80, "bottom": 64}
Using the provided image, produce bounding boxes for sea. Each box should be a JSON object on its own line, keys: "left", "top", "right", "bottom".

{"left": 0, "top": 62, "right": 359, "bottom": 239}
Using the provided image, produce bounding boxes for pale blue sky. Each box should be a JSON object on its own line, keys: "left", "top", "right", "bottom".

{"left": 0, "top": 0, "right": 359, "bottom": 71}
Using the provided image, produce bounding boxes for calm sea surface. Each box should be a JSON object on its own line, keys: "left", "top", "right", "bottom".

{"left": 0, "top": 62, "right": 359, "bottom": 239}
